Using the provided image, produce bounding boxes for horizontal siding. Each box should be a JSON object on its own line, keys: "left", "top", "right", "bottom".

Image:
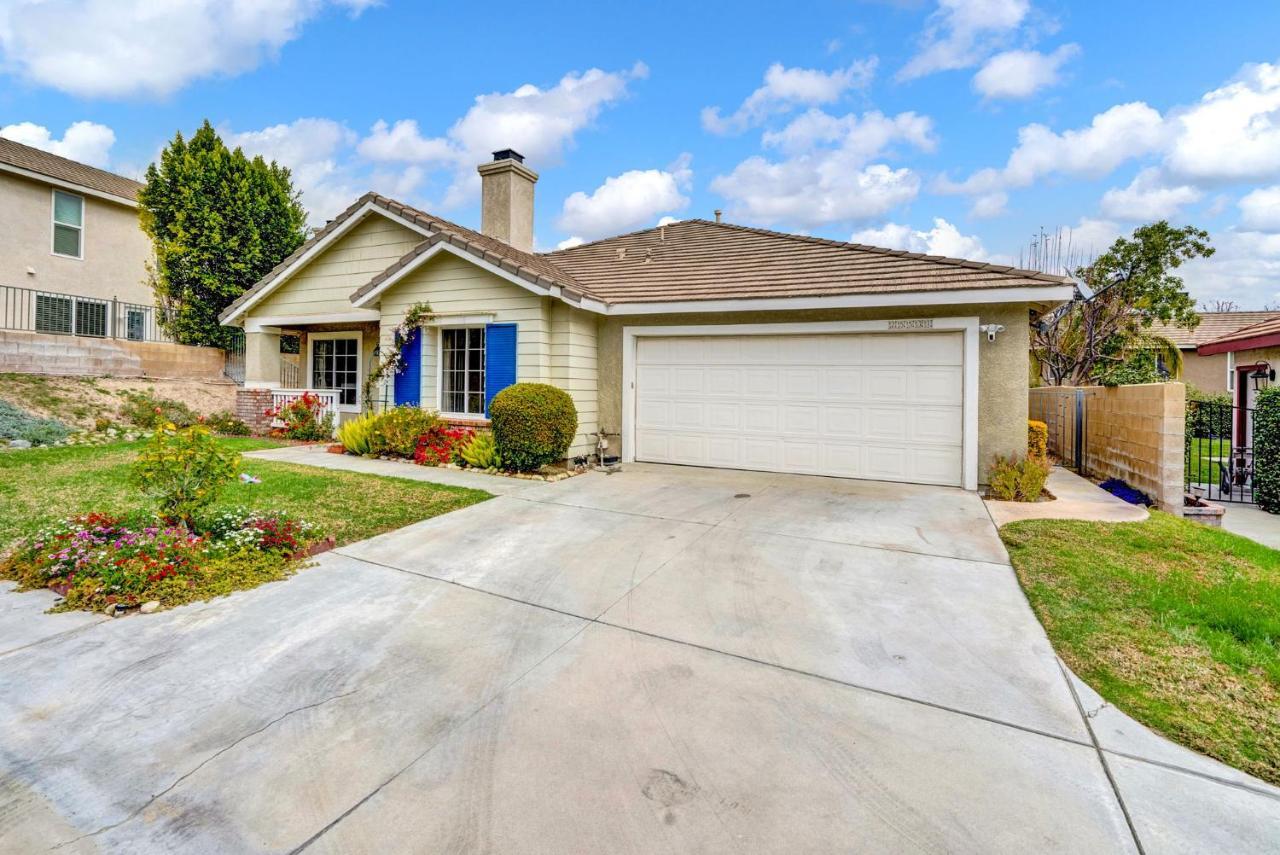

{"left": 550, "top": 301, "right": 599, "bottom": 456}
{"left": 255, "top": 215, "right": 422, "bottom": 317}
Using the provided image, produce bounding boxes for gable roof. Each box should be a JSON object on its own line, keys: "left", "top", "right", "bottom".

{"left": 543, "top": 219, "right": 1072, "bottom": 304}
{"left": 1197, "top": 314, "right": 1280, "bottom": 356}
{"left": 221, "top": 196, "right": 1075, "bottom": 325}
{"left": 0, "top": 136, "right": 142, "bottom": 204}
{"left": 1153, "top": 311, "right": 1280, "bottom": 349}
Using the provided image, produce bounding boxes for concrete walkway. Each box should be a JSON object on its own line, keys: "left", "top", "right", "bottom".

{"left": 1221, "top": 503, "right": 1280, "bottom": 551}
{"left": 985, "top": 466, "right": 1150, "bottom": 527}
{"left": 1, "top": 462, "right": 1276, "bottom": 853}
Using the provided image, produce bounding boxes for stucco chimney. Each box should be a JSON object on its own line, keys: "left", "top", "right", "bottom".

{"left": 477, "top": 149, "right": 537, "bottom": 252}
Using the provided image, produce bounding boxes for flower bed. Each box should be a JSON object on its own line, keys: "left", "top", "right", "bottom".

{"left": 0, "top": 508, "right": 324, "bottom": 614}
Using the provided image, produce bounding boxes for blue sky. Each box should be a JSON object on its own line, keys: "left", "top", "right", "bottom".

{"left": 4, "top": 0, "right": 1280, "bottom": 306}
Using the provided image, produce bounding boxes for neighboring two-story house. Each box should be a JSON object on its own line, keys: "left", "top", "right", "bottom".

{"left": 0, "top": 136, "right": 154, "bottom": 339}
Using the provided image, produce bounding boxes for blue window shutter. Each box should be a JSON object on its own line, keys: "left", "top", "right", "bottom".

{"left": 484, "top": 323, "right": 517, "bottom": 416}
{"left": 393, "top": 327, "right": 421, "bottom": 407}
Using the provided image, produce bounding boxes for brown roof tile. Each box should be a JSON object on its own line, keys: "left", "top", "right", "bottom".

{"left": 0, "top": 136, "right": 142, "bottom": 202}
{"left": 542, "top": 219, "right": 1072, "bottom": 304}
{"left": 1152, "top": 311, "right": 1280, "bottom": 348}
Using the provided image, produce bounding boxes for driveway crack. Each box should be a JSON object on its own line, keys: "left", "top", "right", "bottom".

{"left": 50, "top": 688, "right": 359, "bottom": 851}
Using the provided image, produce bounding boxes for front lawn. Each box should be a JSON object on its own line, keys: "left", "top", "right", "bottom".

{"left": 0, "top": 438, "right": 491, "bottom": 551}
{"left": 0, "top": 437, "right": 491, "bottom": 611}
{"left": 1002, "top": 512, "right": 1280, "bottom": 784}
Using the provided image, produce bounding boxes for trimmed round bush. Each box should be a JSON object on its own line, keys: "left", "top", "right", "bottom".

{"left": 490, "top": 383, "right": 578, "bottom": 472}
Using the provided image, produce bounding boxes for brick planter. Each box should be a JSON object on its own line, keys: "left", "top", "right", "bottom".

{"left": 1183, "top": 493, "right": 1226, "bottom": 527}
{"left": 235, "top": 388, "right": 274, "bottom": 435}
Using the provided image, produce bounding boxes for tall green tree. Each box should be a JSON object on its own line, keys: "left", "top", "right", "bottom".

{"left": 1033, "top": 222, "right": 1214, "bottom": 386}
{"left": 139, "top": 121, "right": 308, "bottom": 347}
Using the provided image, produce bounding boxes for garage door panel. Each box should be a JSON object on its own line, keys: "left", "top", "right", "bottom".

{"left": 635, "top": 331, "right": 964, "bottom": 487}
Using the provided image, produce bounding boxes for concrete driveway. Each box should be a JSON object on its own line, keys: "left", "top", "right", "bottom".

{"left": 1, "top": 460, "right": 1277, "bottom": 853}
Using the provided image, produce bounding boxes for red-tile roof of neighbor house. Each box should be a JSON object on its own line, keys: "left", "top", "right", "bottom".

{"left": 0, "top": 136, "right": 142, "bottom": 202}
{"left": 222, "top": 197, "right": 1075, "bottom": 323}
{"left": 1153, "top": 311, "right": 1280, "bottom": 349}
{"left": 1197, "top": 314, "right": 1280, "bottom": 355}
{"left": 542, "top": 219, "right": 1073, "bottom": 304}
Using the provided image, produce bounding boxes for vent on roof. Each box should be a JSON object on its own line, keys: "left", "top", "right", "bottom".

{"left": 492, "top": 149, "right": 524, "bottom": 163}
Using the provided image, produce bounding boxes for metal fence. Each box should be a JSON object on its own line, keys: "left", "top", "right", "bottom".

{"left": 1, "top": 284, "right": 173, "bottom": 343}
{"left": 1185, "top": 398, "right": 1256, "bottom": 504}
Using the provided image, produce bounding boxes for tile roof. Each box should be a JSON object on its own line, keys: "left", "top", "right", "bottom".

{"left": 1152, "top": 311, "right": 1280, "bottom": 348}
{"left": 541, "top": 219, "right": 1073, "bottom": 304}
{"left": 222, "top": 198, "right": 1074, "bottom": 323}
{"left": 1196, "top": 314, "right": 1280, "bottom": 353}
{"left": 0, "top": 136, "right": 142, "bottom": 202}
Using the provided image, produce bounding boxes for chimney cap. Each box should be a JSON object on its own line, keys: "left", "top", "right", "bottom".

{"left": 492, "top": 149, "right": 525, "bottom": 164}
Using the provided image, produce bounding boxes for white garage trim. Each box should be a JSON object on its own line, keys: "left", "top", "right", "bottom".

{"left": 621, "top": 318, "right": 980, "bottom": 490}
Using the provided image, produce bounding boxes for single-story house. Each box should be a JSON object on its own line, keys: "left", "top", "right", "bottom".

{"left": 1154, "top": 311, "right": 1280, "bottom": 394}
{"left": 220, "top": 150, "right": 1073, "bottom": 490}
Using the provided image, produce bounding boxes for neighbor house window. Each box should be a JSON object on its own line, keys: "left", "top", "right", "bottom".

{"left": 311, "top": 335, "right": 360, "bottom": 407}
{"left": 441, "top": 327, "right": 485, "bottom": 415}
{"left": 33, "top": 293, "right": 106, "bottom": 335}
{"left": 52, "top": 190, "right": 84, "bottom": 258}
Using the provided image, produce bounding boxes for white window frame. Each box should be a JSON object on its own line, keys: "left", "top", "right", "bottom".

{"left": 620, "top": 318, "right": 981, "bottom": 491}
{"left": 51, "top": 189, "right": 85, "bottom": 260}
{"left": 306, "top": 330, "right": 363, "bottom": 413}
{"left": 436, "top": 325, "right": 487, "bottom": 419}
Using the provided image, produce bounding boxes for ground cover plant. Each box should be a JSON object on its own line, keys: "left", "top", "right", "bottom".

{"left": 0, "top": 434, "right": 490, "bottom": 612}
{"left": 1002, "top": 512, "right": 1280, "bottom": 784}
{"left": 0, "top": 400, "right": 71, "bottom": 446}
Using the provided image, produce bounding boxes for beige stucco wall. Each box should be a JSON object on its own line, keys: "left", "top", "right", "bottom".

{"left": 597, "top": 302, "right": 1032, "bottom": 484}
{"left": 1180, "top": 350, "right": 1229, "bottom": 393}
{"left": 254, "top": 214, "right": 421, "bottom": 317}
{"left": 375, "top": 252, "right": 599, "bottom": 456}
{"left": 0, "top": 171, "right": 151, "bottom": 305}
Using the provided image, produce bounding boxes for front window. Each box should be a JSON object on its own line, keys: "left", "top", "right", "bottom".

{"left": 52, "top": 191, "right": 84, "bottom": 258}
{"left": 441, "top": 327, "right": 485, "bottom": 415}
{"left": 312, "top": 336, "right": 359, "bottom": 407}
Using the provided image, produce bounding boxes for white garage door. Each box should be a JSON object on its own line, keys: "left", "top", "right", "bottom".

{"left": 634, "top": 331, "right": 966, "bottom": 486}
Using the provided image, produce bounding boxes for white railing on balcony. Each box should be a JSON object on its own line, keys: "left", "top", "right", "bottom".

{"left": 270, "top": 389, "right": 341, "bottom": 436}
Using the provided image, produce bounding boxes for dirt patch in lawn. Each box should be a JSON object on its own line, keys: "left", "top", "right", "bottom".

{"left": 0, "top": 374, "right": 237, "bottom": 429}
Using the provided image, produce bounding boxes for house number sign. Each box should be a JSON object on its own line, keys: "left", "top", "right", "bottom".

{"left": 886, "top": 319, "right": 934, "bottom": 330}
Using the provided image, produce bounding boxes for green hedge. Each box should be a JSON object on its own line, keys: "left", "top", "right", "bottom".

{"left": 489, "top": 383, "right": 577, "bottom": 471}
{"left": 1254, "top": 386, "right": 1280, "bottom": 514}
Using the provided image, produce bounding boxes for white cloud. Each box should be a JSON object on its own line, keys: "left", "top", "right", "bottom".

{"left": 972, "top": 44, "right": 1079, "bottom": 99}
{"left": 898, "top": 0, "right": 1031, "bottom": 81}
{"left": 555, "top": 236, "right": 586, "bottom": 250}
{"left": 556, "top": 154, "right": 693, "bottom": 241}
{"left": 1240, "top": 186, "right": 1280, "bottom": 232}
{"left": 357, "top": 63, "right": 647, "bottom": 207}
{"left": 0, "top": 0, "right": 375, "bottom": 99}
{"left": 224, "top": 118, "right": 362, "bottom": 223}
{"left": 1099, "top": 167, "right": 1202, "bottom": 221}
{"left": 971, "top": 191, "right": 1008, "bottom": 218}
{"left": 710, "top": 107, "right": 935, "bottom": 228}
{"left": 701, "top": 59, "right": 877, "bottom": 134}
{"left": 1182, "top": 229, "right": 1280, "bottom": 308}
{"left": 1165, "top": 61, "right": 1280, "bottom": 183}
{"left": 0, "top": 120, "right": 114, "bottom": 167}
{"left": 851, "top": 217, "right": 989, "bottom": 260}
{"left": 938, "top": 101, "right": 1167, "bottom": 196}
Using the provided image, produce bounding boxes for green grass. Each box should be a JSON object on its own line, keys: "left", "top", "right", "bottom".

{"left": 1187, "top": 436, "right": 1232, "bottom": 485}
{"left": 0, "top": 438, "right": 491, "bottom": 550}
{"left": 1002, "top": 512, "right": 1280, "bottom": 784}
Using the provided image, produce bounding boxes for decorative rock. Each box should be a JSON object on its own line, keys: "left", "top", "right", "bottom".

{"left": 9, "top": 439, "right": 31, "bottom": 449}
{"left": 103, "top": 604, "right": 118, "bottom": 618}
{"left": 139, "top": 601, "right": 161, "bottom": 614}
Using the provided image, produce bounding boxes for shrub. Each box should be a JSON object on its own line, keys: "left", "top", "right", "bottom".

{"left": 490, "top": 383, "right": 578, "bottom": 471}
{"left": 1185, "top": 384, "right": 1232, "bottom": 440}
{"left": 266, "top": 392, "right": 334, "bottom": 441}
{"left": 458, "top": 431, "right": 502, "bottom": 470}
{"left": 205, "top": 410, "right": 251, "bottom": 436}
{"left": 0, "top": 400, "right": 70, "bottom": 446}
{"left": 1027, "top": 419, "right": 1048, "bottom": 464}
{"left": 1254, "top": 386, "right": 1280, "bottom": 513}
{"left": 988, "top": 454, "right": 1050, "bottom": 502}
{"left": 368, "top": 406, "right": 441, "bottom": 458}
{"left": 131, "top": 425, "right": 240, "bottom": 524}
{"left": 413, "top": 425, "right": 474, "bottom": 466}
{"left": 119, "top": 390, "right": 198, "bottom": 429}
{"left": 337, "top": 411, "right": 378, "bottom": 455}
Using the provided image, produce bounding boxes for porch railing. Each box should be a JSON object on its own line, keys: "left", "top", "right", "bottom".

{"left": 1, "top": 284, "right": 173, "bottom": 343}
{"left": 270, "top": 389, "right": 340, "bottom": 435}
